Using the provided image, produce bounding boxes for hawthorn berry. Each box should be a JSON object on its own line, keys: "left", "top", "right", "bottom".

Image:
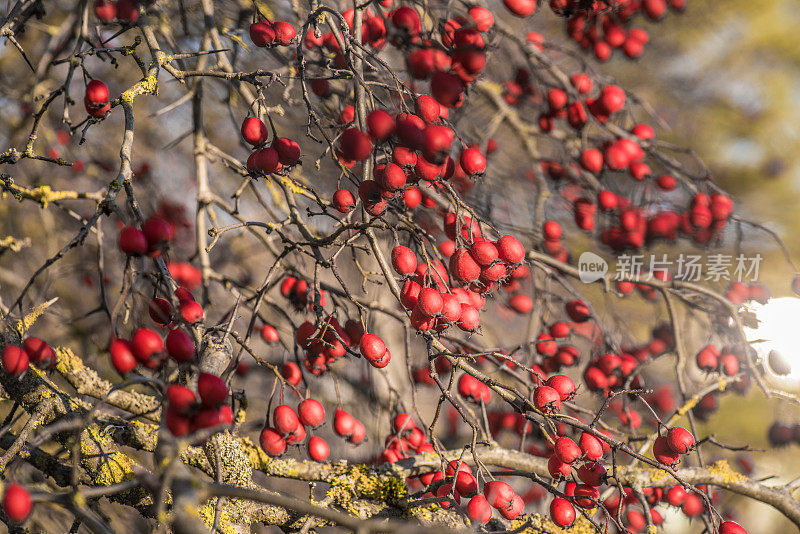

{"left": 2, "top": 483, "right": 32, "bottom": 522}
{"left": 308, "top": 435, "right": 330, "bottom": 461}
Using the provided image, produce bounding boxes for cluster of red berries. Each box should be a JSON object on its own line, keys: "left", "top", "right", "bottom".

{"left": 93, "top": 0, "right": 139, "bottom": 24}
{"left": 260, "top": 398, "right": 328, "bottom": 459}
{"left": 302, "top": 6, "right": 392, "bottom": 81}
{"left": 695, "top": 344, "right": 747, "bottom": 377}
{"left": 329, "top": 100, "right": 489, "bottom": 217}
{"left": 379, "top": 413, "right": 428, "bottom": 464}
{"left": 545, "top": 0, "right": 685, "bottom": 62}
{"left": 294, "top": 316, "right": 364, "bottom": 375}
{"left": 1, "top": 337, "right": 57, "bottom": 376}
{"left": 242, "top": 116, "right": 302, "bottom": 175}
{"left": 109, "top": 288, "right": 200, "bottom": 374}
{"left": 652, "top": 426, "right": 696, "bottom": 465}
{"left": 280, "top": 276, "right": 327, "bottom": 312}
{"left": 390, "top": 429, "right": 528, "bottom": 525}
{"left": 165, "top": 375, "right": 233, "bottom": 437}
{"left": 249, "top": 19, "right": 296, "bottom": 47}
{"left": 84, "top": 80, "right": 110, "bottom": 118}
{"left": 399, "top": 229, "right": 525, "bottom": 333}
{"left": 118, "top": 215, "right": 174, "bottom": 257}
{"left": 583, "top": 324, "right": 674, "bottom": 394}
{"left": 725, "top": 281, "right": 769, "bottom": 305}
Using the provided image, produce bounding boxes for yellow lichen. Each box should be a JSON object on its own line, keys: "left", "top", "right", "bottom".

{"left": 81, "top": 425, "right": 135, "bottom": 485}
{"left": 718, "top": 377, "right": 728, "bottom": 392}
{"left": 120, "top": 75, "right": 159, "bottom": 102}
{"left": 648, "top": 468, "right": 670, "bottom": 483}
{"left": 16, "top": 297, "right": 58, "bottom": 336}
{"left": 676, "top": 396, "right": 699, "bottom": 415}
{"left": 0, "top": 235, "right": 30, "bottom": 252}
{"left": 507, "top": 512, "right": 598, "bottom": 533}
{"left": 707, "top": 459, "right": 747, "bottom": 483}
{"left": 198, "top": 500, "right": 238, "bottom": 534}
{"left": 26, "top": 185, "right": 79, "bottom": 207}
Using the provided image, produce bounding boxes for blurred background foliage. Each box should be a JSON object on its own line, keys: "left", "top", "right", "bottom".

{"left": 605, "top": 2, "right": 800, "bottom": 531}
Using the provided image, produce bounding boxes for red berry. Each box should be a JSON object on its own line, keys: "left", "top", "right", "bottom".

{"left": 149, "top": 297, "right": 173, "bottom": 325}
{"left": 579, "top": 432, "right": 605, "bottom": 461}
{"left": 197, "top": 372, "right": 228, "bottom": 407}
{"left": 261, "top": 324, "right": 279, "bottom": 343}
{"left": 417, "top": 288, "right": 444, "bottom": 317}
{"left": 130, "top": 327, "right": 163, "bottom": 362}
{"left": 308, "top": 435, "right": 330, "bottom": 461}
{"left": 421, "top": 125, "right": 454, "bottom": 164}
{"left": 273, "top": 404, "right": 300, "bottom": 436}
{"left": 653, "top": 435, "right": 680, "bottom": 465}
{"left": 348, "top": 420, "right": 366, "bottom": 444}
{"left": 22, "top": 337, "right": 56, "bottom": 369}
{"left": 467, "top": 6, "right": 494, "bottom": 31}
{"left": 500, "top": 493, "right": 524, "bottom": 519}
{"left": 666, "top": 485, "right": 686, "bottom": 506}
{"left": 548, "top": 455, "right": 572, "bottom": 478}
{"left": 250, "top": 22, "right": 276, "bottom": 47}
{"left": 414, "top": 95, "right": 440, "bottom": 123}
{"left": 719, "top": 520, "right": 748, "bottom": 534}
{"left": 179, "top": 300, "right": 204, "bottom": 324}
{"left": 543, "top": 220, "right": 562, "bottom": 241}
{"left": 165, "top": 329, "right": 195, "bottom": 362}
{"left": 166, "top": 385, "right": 197, "bottom": 414}
{"left": 165, "top": 408, "right": 191, "bottom": 436}
{"left": 2, "top": 346, "right": 28, "bottom": 376}
{"left": 85, "top": 79, "right": 109, "bottom": 107}
{"left": 484, "top": 480, "right": 514, "bottom": 509}
{"left": 666, "top": 427, "right": 695, "bottom": 454}
{"left": 142, "top": 217, "right": 173, "bottom": 253}
{"left": 580, "top": 148, "right": 604, "bottom": 173}
{"left": 334, "top": 408, "right": 356, "bottom": 438}
{"left": 298, "top": 398, "right": 325, "bottom": 427}
{"left": 533, "top": 385, "right": 561, "bottom": 412}
{"left": 391, "top": 245, "right": 417, "bottom": 275}
{"left": 503, "top": 0, "right": 537, "bottom": 17}
{"left": 554, "top": 436, "right": 581, "bottom": 464}
{"left": 248, "top": 147, "right": 279, "bottom": 175}
{"left": 115, "top": 0, "right": 139, "bottom": 22}
{"left": 110, "top": 339, "right": 137, "bottom": 374}
{"left": 545, "top": 374, "right": 575, "bottom": 401}
{"left": 366, "top": 109, "right": 396, "bottom": 141}
{"left": 681, "top": 492, "right": 704, "bottom": 517}
{"left": 509, "top": 294, "right": 533, "bottom": 314}
{"left": 460, "top": 148, "right": 486, "bottom": 175}
{"left": 332, "top": 189, "right": 356, "bottom": 213}
{"left": 273, "top": 138, "right": 301, "bottom": 166}
{"left": 273, "top": 22, "right": 296, "bottom": 45}
{"left": 360, "top": 333, "right": 386, "bottom": 361}
{"left": 466, "top": 494, "right": 492, "bottom": 523}
{"left": 94, "top": 0, "right": 117, "bottom": 22}
{"left": 281, "top": 361, "right": 302, "bottom": 385}
{"left": 566, "top": 300, "right": 590, "bottom": 322}
{"left": 338, "top": 128, "right": 373, "bottom": 161}
{"left": 549, "top": 498, "right": 575, "bottom": 527}
{"left": 260, "top": 427, "right": 287, "bottom": 456}
{"left": 496, "top": 235, "right": 525, "bottom": 264}
{"left": 118, "top": 226, "right": 148, "bottom": 256}
{"left": 598, "top": 85, "right": 626, "bottom": 114}
{"left": 2, "top": 483, "right": 32, "bottom": 522}
{"left": 241, "top": 117, "right": 269, "bottom": 145}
